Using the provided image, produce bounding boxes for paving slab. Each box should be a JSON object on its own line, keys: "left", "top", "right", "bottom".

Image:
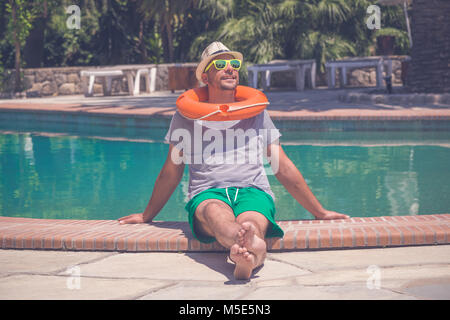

{"left": 293, "top": 265, "right": 450, "bottom": 287}
{"left": 401, "top": 282, "right": 450, "bottom": 300}
{"left": 243, "top": 284, "right": 415, "bottom": 300}
{"left": 140, "top": 282, "right": 253, "bottom": 300}
{"left": 268, "top": 245, "right": 450, "bottom": 271}
{"left": 0, "top": 274, "right": 169, "bottom": 300}
{"left": 76, "top": 252, "right": 310, "bottom": 282}
{"left": 0, "top": 249, "right": 114, "bottom": 275}
{"left": 77, "top": 252, "right": 231, "bottom": 282}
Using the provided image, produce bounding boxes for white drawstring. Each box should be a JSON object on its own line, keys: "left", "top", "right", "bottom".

{"left": 225, "top": 187, "right": 239, "bottom": 204}
{"left": 234, "top": 188, "right": 239, "bottom": 202}
{"left": 226, "top": 187, "right": 231, "bottom": 203}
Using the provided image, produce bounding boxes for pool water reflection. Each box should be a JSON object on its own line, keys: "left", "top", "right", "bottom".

{"left": 1, "top": 132, "right": 449, "bottom": 221}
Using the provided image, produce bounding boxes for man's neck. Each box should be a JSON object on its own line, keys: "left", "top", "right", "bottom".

{"left": 207, "top": 87, "right": 236, "bottom": 104}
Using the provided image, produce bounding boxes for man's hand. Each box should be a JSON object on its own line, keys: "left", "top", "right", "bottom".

{"left": 271, "top": 143, "right": 350, "bottom": 221}
{"left": 118, "top": 213, "right": 146, "bottom": 225}
{"left": 314, "top": 209, "right": 350, "bottom": 220}
{"left": 117, "top": 144, "right": 185, "bottom": 226}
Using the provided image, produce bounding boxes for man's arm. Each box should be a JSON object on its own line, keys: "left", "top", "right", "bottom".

{"left": 267, "top": 142, "right": 349, "bottom": 220}
{"left": 118, "top": 144, "right": 185, "bottom": 224}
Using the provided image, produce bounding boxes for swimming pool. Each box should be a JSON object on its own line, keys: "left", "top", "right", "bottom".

{"left": 1, "top": 121, "right": 449, "bottom": 221}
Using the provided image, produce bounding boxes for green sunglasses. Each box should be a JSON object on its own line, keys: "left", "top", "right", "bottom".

{"left": 204, "top": 59, "right": 242, "bottom": 72}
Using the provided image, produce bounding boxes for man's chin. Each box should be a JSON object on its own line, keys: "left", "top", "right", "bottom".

{"left": 220, "top": 81, "right": 238, "bottom": 90}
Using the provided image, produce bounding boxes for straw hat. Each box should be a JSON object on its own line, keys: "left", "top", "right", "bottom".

{"left": 195, "top": 41, "right": 243, "bottom": 82}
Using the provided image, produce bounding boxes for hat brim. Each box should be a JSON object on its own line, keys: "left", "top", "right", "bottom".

{"left": 195, "top": 51, "right": 244, "bottom": 83}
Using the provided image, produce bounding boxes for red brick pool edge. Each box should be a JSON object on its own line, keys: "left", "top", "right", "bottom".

{"left": 0, "top": 214, "right": 449, "bottom": 252}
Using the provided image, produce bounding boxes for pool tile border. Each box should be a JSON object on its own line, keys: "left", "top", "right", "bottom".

{"left": 1, "top": 214, "right": 449, "bottom": 252}
{"left": 1, "top": 102, "right": 450, "bottom": 122}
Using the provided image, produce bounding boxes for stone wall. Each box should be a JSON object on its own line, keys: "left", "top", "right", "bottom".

{"left": 2, "top": 63, "right": 190, "bottom": 98}
{"left": 24, "top": 67, "right": 85, "bottom": 96}
{"left": 2, "top": 59, "right": 404, "bottom": 98}
{"left": 407, "top": 0, "right": 450, "bottom": 93}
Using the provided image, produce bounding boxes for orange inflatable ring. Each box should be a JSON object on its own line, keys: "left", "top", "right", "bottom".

{"left": 176, "top": 85, "right": 269, "bottom": 121}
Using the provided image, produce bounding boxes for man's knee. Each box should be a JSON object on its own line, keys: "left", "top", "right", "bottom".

{"left": 236, "top": 211, "right": 269, "bottom": 238}
{"left": 199, "top": 200, "right": 233, "bottom": 221}
{"left": 194, "top": 200, "right": 233, "bottom": 234}
{"left": 203, "top": 200, "right": 228, "bottom": 213}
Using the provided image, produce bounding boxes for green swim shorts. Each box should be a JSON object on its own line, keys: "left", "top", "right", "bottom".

{"left": 185, "top": 187, "right": 285, "bottom": 243}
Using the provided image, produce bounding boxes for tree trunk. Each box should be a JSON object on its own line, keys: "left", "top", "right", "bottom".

{"left": 139, "top": 21, "right": 148, "bottom": 63}
{"left": 24, "top": 18, "right": 45, "bottom": 68}
{"left": 164, "top": 13, "right": 174, "bottom": 62}
{"left": 160, "top": 18, "right": 170, "bottom": 62}
{"left": 11, "top": 0, "right": 21, "bottom": 92}
{"left": 160, "top": 2, "right": 174, "bottom": 63}
{"left": 24, "top": 1, "right": 48, "bottom": 68}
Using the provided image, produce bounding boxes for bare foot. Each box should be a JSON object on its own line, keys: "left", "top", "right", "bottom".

{"left": 230, "top": 243, "right": 256, "bottom": 280}
{"left": 237, "top": 222, "right": 267, "bottom": 267}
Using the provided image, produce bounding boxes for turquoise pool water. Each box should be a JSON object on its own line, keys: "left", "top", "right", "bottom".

{"left": 1, "top": 126, "right": 449, "bottom": 221}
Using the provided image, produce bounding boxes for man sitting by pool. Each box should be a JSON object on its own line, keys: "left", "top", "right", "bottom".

{"left": 118, "top": 41, "right": 349, "bottom": 280}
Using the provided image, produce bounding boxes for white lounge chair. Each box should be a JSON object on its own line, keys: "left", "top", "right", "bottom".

{"left": 80, "top": 70, "right": 124, "bottom": 97}
{"left": 133, "top": 67, "right": 156, "bottom": 96}
{"left": 80, "top": 66, "right": 157, "bottom": 97}
{"left": 247, "top": 59, "right": 316, "bottom": 91}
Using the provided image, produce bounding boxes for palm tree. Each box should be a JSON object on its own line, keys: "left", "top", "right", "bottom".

{"left": 282, "top": 0, "right": 357, "bottom": 72}
{"left": 96, "top": 0, "right": 134, "bottom": 65}
{"left": 193, "top": 0, "right": 358, "bottom": 72}
{"left": 202, "top": 0, "right": 286, "bottom": 63}
{"left": 6, "top": 0, "right": 35, "bottom": 92}
{"left": 183, "top": 0, "right": 234, "bottom": 61}
{"left": 140, "top": 0, "right": 198, "bottom": 63}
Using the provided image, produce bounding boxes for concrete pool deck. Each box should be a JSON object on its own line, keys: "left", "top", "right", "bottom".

{"left": 1, "top": 244, "right": 449, "bottom": 300}
{"left": 0, "top": 86, "right": 449, "bottom": 300}
{"left": 0, "top": 87, "right": 449, "bottom": 121}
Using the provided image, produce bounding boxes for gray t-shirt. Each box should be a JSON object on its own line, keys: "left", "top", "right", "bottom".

{"left": 164, "top": 110, "right": 281, "bottom": 201}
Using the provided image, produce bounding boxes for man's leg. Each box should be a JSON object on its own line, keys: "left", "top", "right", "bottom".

{"left": 193, "top": 199, "right": 241, "bottom": 249}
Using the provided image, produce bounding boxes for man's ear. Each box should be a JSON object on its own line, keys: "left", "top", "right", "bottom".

{"left": 201, "top": 73, "right": 208, "bottom": 84}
